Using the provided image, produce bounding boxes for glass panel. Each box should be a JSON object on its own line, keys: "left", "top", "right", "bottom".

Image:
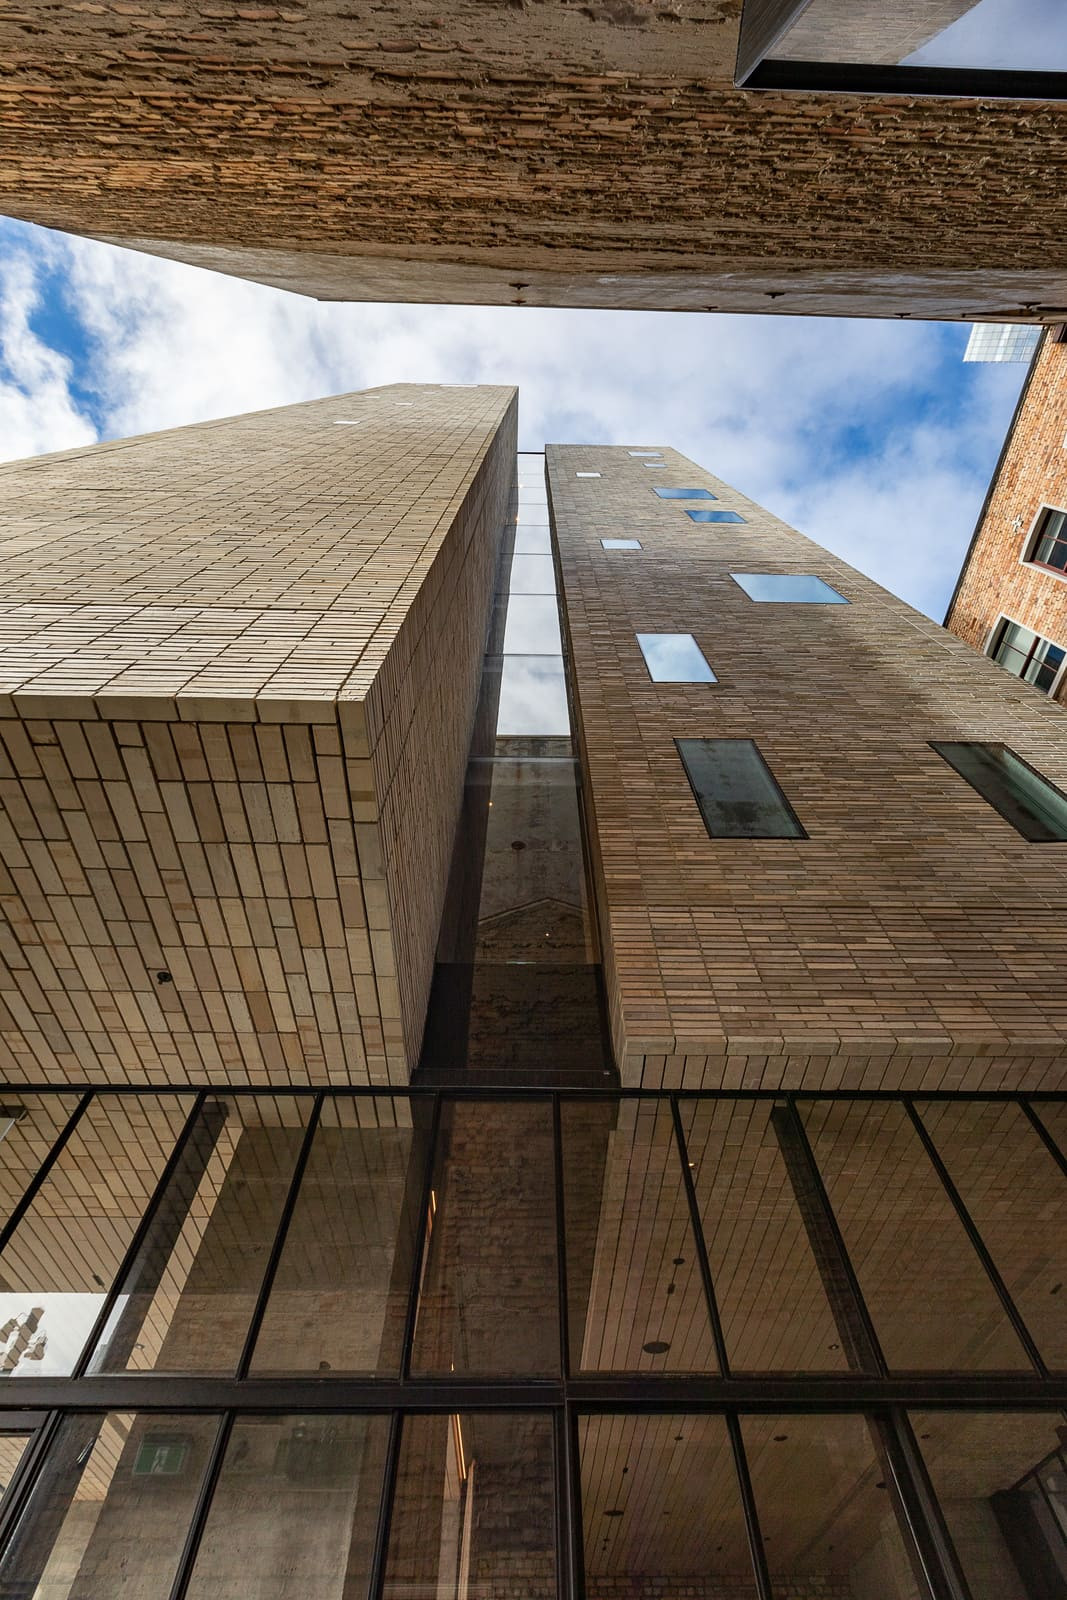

{"left": 0, "top": 1411, "right": 216, "bottom": 1597}
{"left": 496, "top": 656, "right": 570, "bottom": 737}
{"left": 581, "top": 1415, "right": 756, "bottom": 1596}
{"left": 184, "top": 1415, "right": 390, "bottom": 1600}
{"left": 731, "top": 572, "right": 848, "bottom": 603}
{"left": 930, "top": 741, "right": 1067, "bottom": 841}
{"left": 562, "top": 1099, "right": 718, "bottom": 1372}
{"left": 687, "top": 509, "right": 746, "bottom": 524}
{"left": 251, "top": 1096, "right": 424, "bottom": 1376}
{"left": 508, "top": 554, "right": 556, "bottom": 594}
{"left": 0, "top": 1094, "right": 191, "bottom": 1376}
{"left": 0, "top": 1436, "right": 27, "bottom": 1501}
{"left": 89, "top": 1094, "right": 311, "bottom": 1375}
{"left": 917, "top": 1100, "right": 1067, "bottom": 1370}
{"left": 382, "top": 1413, "right": 556, "bottom": 1600}
{"left": 765, "top": 0, "right": 1067, "bottom": 72}
{"left": 636, "top": 633, "right": 716, "bottom": 683}
{"left": 0, "top": 1094, "right": 81, "bottom": 1231}
{"left": 627, "top": 450, "right": 661, "bottom": 456}
{"left": 411, "top": 1099, "right": 559, "bottom": 1375}
{"left": 653, "top": 487, "right": 715, "bottom": 499}
{"left": 601, "top": 539, "right": 642, "bottom": 550}
{"left": 1033, "top": 507, "right": 1067, "bottom": 571}
{"left": 514, "top": 525, "right": 552, "bottom": 552}
{"left": 681, "top": 1099, "right": 848, "bottom": 1372}
{"left": 990, "top": 619, "right": 1065, "bottom": 691}
{"left": 676, "top": 738, "right": 806, "bottom": 840}
{"left": 801, "top": 1099, "right": 1030, "bottom": 1370}
{"left": 575, "top": 471, "right": 601, "bottom": 478}
{"left": 643, "top": 462, "right": 666, "bottom": 468}
{"left": 502, "top": 594, "right": 562, "bottom": 654}
{"left": 743, "top": 1413, "right": 921, "bottom": 1598}
{"left": 913, "top": 1411, "right": 1067, "bottom": 1600}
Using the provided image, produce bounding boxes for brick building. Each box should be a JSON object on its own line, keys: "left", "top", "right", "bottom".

{"left": 0, "top": 390, "right": 1063, "bottom": 1597}
{"left": 4, "top": 1, "right": 1067, "bottom": 321}
{"left": 946, "top": 328, "right": 1067, "bottom": 706}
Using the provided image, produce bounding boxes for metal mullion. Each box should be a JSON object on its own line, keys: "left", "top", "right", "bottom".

{"left": 71, "top": 1090, "right": 208, "bottom": 1379}
{"left": 879, "top": 1407, "right": 973, "bottom": 1600}
{"left": 726, "top": 1411, "right": 772, "bottom": 1600}
{"left": 0, "top": 1409, "right": 64, "bottom": 1562}
{"left": 235, "top": 1092, "right": 324, "bottom": 1379}
{"left": 565, "top": 1405, "right": 586, "bottom": 1600}
{"left": 670, "top": 1095, "right": 731, "bottom": 1377}
{"left": 553, "top": 1095, "right": 571, "bottom": 1381}
{"left": 400, "top": 1093, "right": 443, "bottom": 1381}
{"left": 1021, "top": 1099, "right": 1067, "bottom": 1179}
{"left": 553, "top": 1406, "right": 577, "bottom": 1600}
{"left": 368, "top": 1411, "right": 403, "bottom": 1600}
{"left": 904, "top": 1099, "right": 1048, "bottom": 1378}
{"left": 166, "top": 1411, "right": 234, "bottom": 1600}
{"left": 0, "top": 1092, "right": 92, "bottom": 1257}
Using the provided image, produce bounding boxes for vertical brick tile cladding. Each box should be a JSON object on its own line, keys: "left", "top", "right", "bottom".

{"left": 550, "top": 445, "right": 1067, "bottom": 1092}
{"left": 946, "top": 331, "right": 1067, "bottom": 703}
{"left": 0, "top": 385, "right": 516, "bottom": 1086}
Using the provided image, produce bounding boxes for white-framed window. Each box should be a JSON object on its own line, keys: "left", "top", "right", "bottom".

{"left": 1021, "top": 504, "right": 1067, "bottom": 579}
{"left": 987, "top": 614, "right": 1067, "bottom": 697}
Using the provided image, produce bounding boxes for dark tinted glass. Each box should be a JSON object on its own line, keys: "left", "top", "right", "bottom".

{"left": 930, "top": 741, "right": 1067, "bottom": 842}
{"left": 676, "top": 739, "right": 805, "bottom": 840}
{"left": 1033, "top": 507, "right": 1067, "bottom": 571}
{"left": 653, "top": 487, "right": 716, "bottom": 499}
{"left": 687, "top": 510, "right": 746, "bottom": 523}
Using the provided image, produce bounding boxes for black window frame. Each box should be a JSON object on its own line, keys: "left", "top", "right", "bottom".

{"left": 930, "top": 740, "right": 1067, "bottom": 843}
{"left": 676, "top": 736, "right": 808, "bottom": 839}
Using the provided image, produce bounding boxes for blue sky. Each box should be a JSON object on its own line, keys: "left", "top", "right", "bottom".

{"left": 0, "top": 214, "right": 1028, "bottom": 620}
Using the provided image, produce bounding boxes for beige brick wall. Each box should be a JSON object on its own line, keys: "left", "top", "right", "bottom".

{"left": 550, "top": 444, "right": 1067, "bottom": 1090}
{"left": 0, "top": 384, "right": 516, "bottom": 1085}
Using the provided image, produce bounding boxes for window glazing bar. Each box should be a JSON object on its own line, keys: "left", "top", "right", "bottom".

{"left": 726, "top": 1411, "right": 773, "bottom": 1600}
{"left": 0, "top": 1092, "right": 92, "bottom": 1257}
{"left": 166, "top": 1412, "right": 234, "bottom": 1600}
{"left": 400, "top": 1094, "right": 443, "bottom": 1380}
{"left": 368, "top": 1411, "right": 403, "bottom": 1600}
{"left": 1021, "top": 1100, "right": 1067, "bottom": 1179}
{"left": 564, "top": 1406, "right": 587, "bottom": 1600}
{"left": 670, "top": 1096, "right": 731, "bottom": 1376}
{"left": 0, "top": 1409, "right": 63, "bottom": 1570}
{"left": 881, "top": 1407, "right": 974, "bottom": 1600}
{"left": 553, "top": 1095, "right": 572, "bottom": 1381}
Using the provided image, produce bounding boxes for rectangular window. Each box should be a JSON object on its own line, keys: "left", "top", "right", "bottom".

{"left": 628, "top": 449, "right": 661, "bottom": 456}
{"left": 1026, "top": 507, "right": 1067, "bottom": 573}
{"left": 576, "top": 471, "right": 601, "bottom": 478}
{"left": 930, "top": 741, "right": 1067, "bottom": 842}
{"left": 687, "top": 509, "right": 746, "bottom": 524}
{"left": 653, "top": 487, "right": 716, "bottom": 500}
{"left": 989, "top": 617, "right": 1065, "bottom": 693}
{"left": 637, "top": 633, "right": 716, "bottom": 683}
{"left": 731, "top": 572, "right": 847, "bottom": 604}
{"left": 601, "top": 538, "right": 642, "bottom": 549}
{"left": 676, "top": 738, "right": 805, "bottom": 839}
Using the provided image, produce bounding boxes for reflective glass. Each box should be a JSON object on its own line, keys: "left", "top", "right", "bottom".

{"left": 0, "top": 1094, "right": 192, "bottom": 1376}
{"left": 643, "top": 462, "right": 666, "bottom": 468}
{"left": 801, "top": 1099, "right": 1030, "bottom": 1370}
{"left": 912, "top": 1411, "right": 1067, "bottom": 1597}
{"left": 576, "top": 471, "right": 601, "bottom": 478}
{"left": 0, "top": 1094, "right": 81, "bottom": 1232}
{"left": 636, "top": 632, "right": 716, "bottom": 683}
{"left": 411, "top": 1099, "right": 559, "bottom": 1375}
{"left": 89, "top": 1094, "right": 311, "bottom": 1375}
{"left": 1032, "top": 506, "right": 1067, "bottom": 572}
{"left": 382, "top": 1413, "right": 556, "bottom": 1600}
{"left": 931, "top": 741, "right": 1067, "bottom": 841}
{"left": 687, "top": 510, "right": 746, "bottom": 524}
{"left": 731, "top": 572, "right": 847, "bottom": 603}
{"left": 496, "top": 656, "right": 570, "bottom": 736}
{"left": 502, "top": 594, "right": 562, "bottom": 654}
{"left": 601, "top": 538, "right": 642, "bottom": 550}
{"left": 628, "top": 450, "right": 661, "bottom": 456}
{"left": 743, "top": 1413, "right": 920, "bottom": 1597}
{"left": 251, "top": 1097, "right": 425, "bottom": 1376}
{"left": 514, "top": 525, "right": 552, "bottom": 552}
{"left": 581, "top": 1415, "right": 755, "bottom": 1595}
{"left": 681, "top": 1100, "right": 848, "bottom": 1372}
{"left": 676, "top": 738, "right": 806, "bottom": 840}
{"left": 184, "top": 1415, "right": 389, "bottom": 1600}
{"left": 653, "top": 487, "right": 716, "bottom": 500}
{"left": 0, "top": 1411, "right": 217, "bottom": 1597}
{"left": 0, "top": 1436, "right": 27, "bottom": 1500}
{"left": 917, "top": 1100, "right": 1067, "bottom": 1369}
{"left": 765, "top": 0, "right": 1067, "bottom": 72}
{"left": 990, "top": 618, "right": 1065, "bottom": 691}
{"left": 508, "top": 554, "right": 556, "bottom": 594}
{"left": 562, "top": 1099, "right": 718, "bottom": 1372}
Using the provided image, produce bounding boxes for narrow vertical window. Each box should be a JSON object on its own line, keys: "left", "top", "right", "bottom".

{"left": 676, "top": 739, "right": 806, "bottom": 839}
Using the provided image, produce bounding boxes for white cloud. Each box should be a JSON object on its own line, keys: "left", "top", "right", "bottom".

{"left": 0, "top": 247, "right": 96, "bottom": 458}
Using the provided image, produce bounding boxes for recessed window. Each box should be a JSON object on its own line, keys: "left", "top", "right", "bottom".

{"left": 332, "top": 420, "right": 362, "bottom": 426}
{"left": 602, "top": 538, "right": 642, "bottom": 550}
{"left": 576, "top": 472, "right": 601, "bottom": 479}
{"left": 636, "top": 633, "right": 716, "bottom": 683}
{"left": 643, "top": 463, "right": 666, "bottom": 469}
{"left": 930, "top": 742, "right": 1067, "bottom": 843}
{"left": 1025, "top": 506, "right": 1067, "bottom": 575}
{"left": 676, "top": 739, "right": 806, "bottom": 839}
{"left": 653, "top": 487, "right": 716, "bottom": 501}
{"left": 628, "top": 450, "right": 661, "bottom": 457}
{"left": 688, "top": 510, "right": 745, "bottom": 524}
{"left": 989, "top": 618, "right": 1066, "bottom": 694}
{"left": 731, "top": 573, "right": 848, "bottom": 604}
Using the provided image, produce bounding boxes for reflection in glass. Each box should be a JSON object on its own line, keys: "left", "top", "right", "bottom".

{"left": 801, "top": 1099, "right": 1030, "bottom": 1370}
{"left": 503, "top": 595, "right": 561, "bottom": 654}
{"left": 637, "top": 633, "right": 716, "bottom": 683}
{"left": 383, "top": 1413, "right": 556, "bottom": 1600}
{"left": 930, "top": 741, "right": 1067, "bottom": 842}
{"left": 0, "top": 1094, "right": 81, "bottom": 1233}
{"left": 508, "top": 554, "right": 556, "bottom": 594}
{"left": 497, "top": 657, "right": 570, "bottom": 736}
{"left": 687, "top": 510, "right": 746, "bottom": 524}
{"left": 185, "top": 1415, "right": 389, "bottom": 1600}
{"left": 0, "top": 1095, "right": 192, "bottom": 1377}
{"left": 0, "top": 1435, "right": 26, "bottom": 1501}
{"left": 601, "top": 539, "right": 642, "bottom": 550}
{"left": 89, "top": 1095, "right": 311, "bottom": 1375}
{"left": 514, "top": 525, "right": 552, "bottom": 552}
{"left": 731, "top": 572, "right": 848, "bottom": 603}
{"left": 575, "top": 471, "right": 601, "bottom": 478}
{"left": 990, "top": 617, "right": 1065, "bottom": 693}
{"left": 676, "top": 739, "right": 806, "bottom": 840}
{"left": 917, "top": 1099, "right": 1067, "bottom": 1369}
{"left": 581, "top": 1415, "right": 755, "bottom": 1596}
{"left": 761, "top": 0, "right": 1067, "bottom": 72}
{"left": 681, "top": 1100, "right": 848, "bottom": 1371}
{"left": 563, "top": 1100, "right": 718, "bottom": 1372}
{"left": 653, "top": 487, "right": 715, "bottom": 500}
{"left": 913, "top": 1411, "right": 1067, "bottom": 1599}
{"left": 743, "top": 1414, "right": 920, "bottom": 1598}
{"left": 251, "top": 1097, "right": 424, "bottom": 1376}
{"left": 0, "top": 1411, "right": 216, "bottom": 1597}
{"left": 412, "top": 1100, "right": 558, "bottom": 1375}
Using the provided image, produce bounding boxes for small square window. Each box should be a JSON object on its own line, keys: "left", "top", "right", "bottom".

{"left": 676, "top": 739, "right": 805, "bottom": 839}
{"left": 653, "top": 488, "right": 717, "bottom": 501}
{"left": 1024, "top": 506, "right": 1067, "bottom": 575}
{"left": 636, "top": 633, "right": 716, "bottom": 683}
{"left": 930, "top": 743, "right": 1067, "bottom": 843}
{"left": 687, "top": 510, "right": 746, "bottom": 524}
{"left": 576, "top": 472, "right": 601, "bottom": 478}
{"left": 731, "top": 573, "right": 847, "bottom": 604}
{"left": 602, "top": 538, "right": 642, "bottom": 550}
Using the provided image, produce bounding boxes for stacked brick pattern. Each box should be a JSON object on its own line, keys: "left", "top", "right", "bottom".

{"left": 946, "top": 330, "right": 1067, "bottom": 704}
{"left": 550, "top": 445, "right": 1067, "bottom": 1090}
{"left": 3, "top": 3, "right": 1067, "bottom": 318}
{"left": 0, "top": 385, "right": 515, "bottom": 1084}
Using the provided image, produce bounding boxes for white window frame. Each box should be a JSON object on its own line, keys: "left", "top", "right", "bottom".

{"left": 1019, "top": 501, "right": 1067, "bottom": 586}
{"left": 984, "top": 609, "right": 1067, "bottom": 699}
